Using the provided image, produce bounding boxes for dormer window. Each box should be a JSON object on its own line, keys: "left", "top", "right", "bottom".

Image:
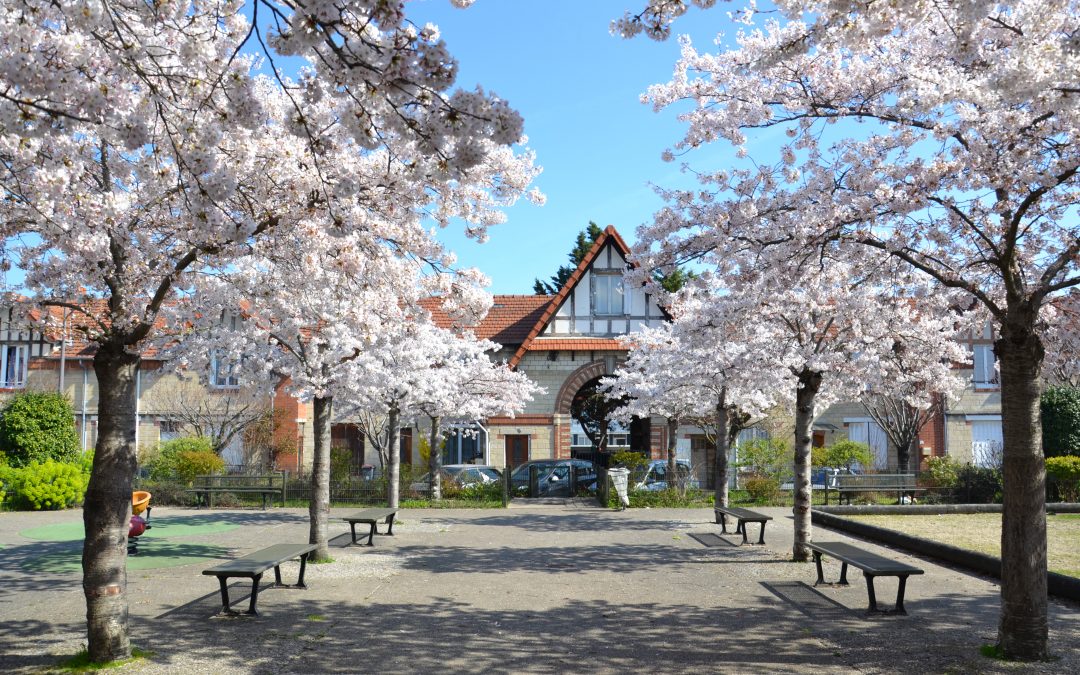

{"left": 593, "top": 273, "right": 624, "bottom": 315}
{"left": 973, "top": 343, "right": 998, "bottom": 390}
{"left": 211, "top": 312, "right": 242, "bottom": 388}
{"left": 0, "top": 344, "right": 27, "bottom": 388}
{"left": 211, "top": 351, "right": 240, "bottom": 388}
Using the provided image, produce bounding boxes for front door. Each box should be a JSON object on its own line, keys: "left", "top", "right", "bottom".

{"left": 506, "top": 435, "right": 529, "bottom": 471}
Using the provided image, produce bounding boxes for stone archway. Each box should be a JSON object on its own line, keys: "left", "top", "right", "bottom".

{"left": 555, "top": 361, "right": 608, "bottom": 416}
{"left": 552, "top": 360, "right": 651, "bottom": 461}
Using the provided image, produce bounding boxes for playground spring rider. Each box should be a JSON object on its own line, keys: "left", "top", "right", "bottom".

{"left": 129, "top": 491, "right": 152, "bottom": 555}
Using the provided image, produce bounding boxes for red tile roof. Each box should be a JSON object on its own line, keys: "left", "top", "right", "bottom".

{"left": 421, "top": 295, "right": 551, "bottom": 346}
{"left": 525, "top": 338, "right": 627, "bottom": 351}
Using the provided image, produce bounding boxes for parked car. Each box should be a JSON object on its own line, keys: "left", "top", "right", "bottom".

{"left": 408, "top": 465, "right": 503, "bottom": 495}
{"left": 510, "top": 459, "right": 597, "bottom": 497}
{"left": 779, "top": 466, "right": 859, "bottom": 491}
{"left": 632, "top": 459, "right": 699, "bottom": 491}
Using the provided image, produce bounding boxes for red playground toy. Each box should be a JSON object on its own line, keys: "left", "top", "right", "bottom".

{"left": 129, "top": 491, "right": 152, "bottom": 555}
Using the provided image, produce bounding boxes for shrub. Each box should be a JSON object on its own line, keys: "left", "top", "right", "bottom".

{"left": 330, "top": 446, "right": 351, "bottom": 483}
{"left": 923, "top": 456, "right": 960, "bottom": 488}
{"left": 1046, "top": 456, "right": 1080, "bottom": 502}
{"left": 745, "top": 475, "right": 781, "bottom": 504}
{"left": 610, "top": 450, "right": 648, "bottom": 471}
{"left": 738, "top": 437, "right": 791, "bottom": 480}
{"left": 1041, "top": 386, "right": 1080, "bottom": 457}
{"left": 815, "top": 440, "right": 874, "bottom": 472}
{"left": 0, "top": 391, "right": 80, "bottom": 467}
{"left": 146, "top": 437, "right": 224, "bottom": 484}
{"left": 3, "top": 460, "right": 88, "bottom": 510}
{"left": 952, "top": 464, "right": 1003, "bottom": 504}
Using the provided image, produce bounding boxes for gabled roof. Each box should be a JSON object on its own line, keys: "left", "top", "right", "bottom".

{"left": 508, "top": 225, "right": 634, "bottom": 368}
{"left": 422, "top": 295, "right": 551, "bottom": 346}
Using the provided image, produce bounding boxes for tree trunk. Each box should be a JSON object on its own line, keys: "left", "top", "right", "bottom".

{"left": 429, "top": 414, "right": 442, "bottom": 501}
{"left": 899, "top": 435, "right": 917, "bottom": 474}
{"left": 667, "top": 416, "right": 678, "bottom": 492}
{"left": 308, "top": 395, "right": 333, "bottom": 561}
{"left": 792, "top": 368, "right": 822, "bottom": 562}
{"left": 83, "top": 343, "right": 139, "bottom": 662}
{"left": 713, "top": 397, "right": 730, "bottom": 508}
{"left": 995, "top": 315, "right": 1048, "bottom": 660}
{"left": 387, "top": 404, "right": 401, "bottom": 508}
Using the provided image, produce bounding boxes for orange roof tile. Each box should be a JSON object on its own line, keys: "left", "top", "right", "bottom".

{"left": 421, "top": 295, "right": 552, "bottom": 345}
{"left": 525, "top": 338, "right": 627, "bottom": 351}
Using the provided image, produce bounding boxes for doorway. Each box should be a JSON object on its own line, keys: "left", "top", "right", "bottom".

{"left": 506, "top": 434, "right": 529, "bottom": 471}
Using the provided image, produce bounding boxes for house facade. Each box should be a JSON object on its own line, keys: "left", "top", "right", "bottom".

{"left": 1, "top": 226, "right": 1004, "bottom": 478}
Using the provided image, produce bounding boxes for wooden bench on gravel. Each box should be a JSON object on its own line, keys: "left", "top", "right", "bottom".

{"left": 201, "top": 543, "right": 317, "bottom": 616}
{"left": 806, "top": 541, "right": 924, "bottom": 614}
{"left": 342, "top": 508, "right": 400, "bottom": 546}
{"left": 714, "top": 506, "right": 773, "bottom": 545}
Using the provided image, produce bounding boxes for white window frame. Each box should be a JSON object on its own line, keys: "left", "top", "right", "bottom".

{"left": 210, "top": 351, "right": 240, "bottom": 389}
{"left": 0, "top": 343, "right": 28, "bottom": 388}
{"left": 593, "top": 273, "right": 625, "bottom": 316}
{"left": 972, "top": 343, "right": 998, "bottom": 390}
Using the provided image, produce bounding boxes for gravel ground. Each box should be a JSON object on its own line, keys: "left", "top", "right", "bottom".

{"left": 1, "top": 504, "right": 1078, "bottom": 674}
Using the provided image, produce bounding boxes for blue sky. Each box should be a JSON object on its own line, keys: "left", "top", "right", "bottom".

{"left": 407, "top": 0, "right": 745, "bottom": 294}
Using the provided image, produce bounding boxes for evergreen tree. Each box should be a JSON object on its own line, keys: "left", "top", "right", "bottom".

{"left": 533, "top": 222, "right": 603, "bottom": 295}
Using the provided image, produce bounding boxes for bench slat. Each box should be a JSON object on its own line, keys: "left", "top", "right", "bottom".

{"left": 714, "top": 506, "right": 772, "bottom": 522}
{"left": 806, "top": 542, "right": 923, "bottom": 575}
{"left": 203, "top": 543, "right": 317, "bottom": 577}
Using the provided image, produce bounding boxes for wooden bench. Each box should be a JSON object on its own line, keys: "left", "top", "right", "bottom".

{"left": 202, "top": 543, "right": 317, "bottom": 616}
{"left": 714, "top": 506, "right": 773, "bottom": 545}
{"left": 831, "top": 473, "right": 925, "bottom": 505}
{"left": 342, "top": 508, "right": 400, "bottom": 546}
{"left": 806, "top": 541, "right": 924, "bottom": 614}
{"left": 186, "top": 473, "right": 285, "bottom": 510}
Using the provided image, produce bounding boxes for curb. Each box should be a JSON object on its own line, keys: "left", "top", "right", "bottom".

{"left": 811, "top": 508, "right": 1080, "bottom": 602}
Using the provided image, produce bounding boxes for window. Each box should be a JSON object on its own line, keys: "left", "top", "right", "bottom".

{"left": 210, "top": 351, "right": 240, "bottom": 388}
{"left": 0, "top": 344, "right": 28, "bottom": 388}
{"left": 972, "top": 344, "right": 998, "bottom": 389}
{"left": 593, "top": 274, "right": 624, "bottom": 315}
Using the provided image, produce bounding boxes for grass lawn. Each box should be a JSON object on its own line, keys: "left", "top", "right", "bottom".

{"left": 845, "top": 513, "right": 1080, "bottom": 578}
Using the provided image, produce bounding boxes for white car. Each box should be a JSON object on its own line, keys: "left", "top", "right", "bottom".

{"left": 633, "top": 459, "right": 698, "bottom": 491}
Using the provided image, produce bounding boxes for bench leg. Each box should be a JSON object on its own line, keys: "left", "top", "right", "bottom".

{"left": 717, "top": 513, "right": 729, "bottom": 534}
{"left": 216, "top": 576, "right": 233, "bottom": 615}
{"left": 295, "top": 552, "right": 310, "bottom": 588}
{"left": 366, "top": 522, "right": 377, "bottom": 546}
{"left": 864, "top": 572, "right": 879, "bottom": 613}
{"left": 350, "top": 522, "right": 359, "bottom": 545}
{"left": 813, "top": 552, "right": 826, "bottom": 586}
{"left": 895, "top": 575, "right": 909, "bottom": 615}
{"left": 756, "top": 521, "right": 767, "bottom": 545}
{"left": 737, "top": 520, "right": 748, "bottom": 545}
{"left": 247, "top": 573, "right": 262, "bottom": 616}
{"left": 839, "top": 562, "right": 850, "bottom": 585}
{"left": 384, "top": 514, "right": 395, "bottom": 536}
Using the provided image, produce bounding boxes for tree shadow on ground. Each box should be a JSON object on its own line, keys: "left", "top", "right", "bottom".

{"left": 418, "top": 511, "right": 704, "bottom": 534}
{"left": 117, "top": 586, "right": 1061, "bottom": 675}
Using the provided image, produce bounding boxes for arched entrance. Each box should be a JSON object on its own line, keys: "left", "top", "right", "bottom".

{"left": 554, "top": 361, "right": 651, "bottom": 465}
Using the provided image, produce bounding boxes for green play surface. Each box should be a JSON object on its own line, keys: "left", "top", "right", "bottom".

{"left": 17, "top": 515, "right": 241, "bottom": 572}
{"left": 20, "top": 516, "right": 239, "bottom": 542}
{"left": 23, "top": 541, "right": 231, "bottom": 574}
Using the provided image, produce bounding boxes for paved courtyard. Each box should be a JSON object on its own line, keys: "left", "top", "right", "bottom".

{"left": 1, "top": 502, "right": 1078, "bottom": 674}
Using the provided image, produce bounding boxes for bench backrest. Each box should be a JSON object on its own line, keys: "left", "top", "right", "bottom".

{"left": 834, "top": 473, "right": 917, "bottom": 489}
{"left": 193, "top": 473, "right": 285, "bottom": 490}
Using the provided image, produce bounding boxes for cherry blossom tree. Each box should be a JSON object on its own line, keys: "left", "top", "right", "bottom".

{"left": 605, "top": 298, "right": 784, "bottom": 508}
{"left": 0, "top": 1, "right": 539, "bottom": 661}
{"left": 406, "top": 330, "right": 541, "bottom": 500}
{"left": 620, "top": 0, "right": 1077, "bottom": 657}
